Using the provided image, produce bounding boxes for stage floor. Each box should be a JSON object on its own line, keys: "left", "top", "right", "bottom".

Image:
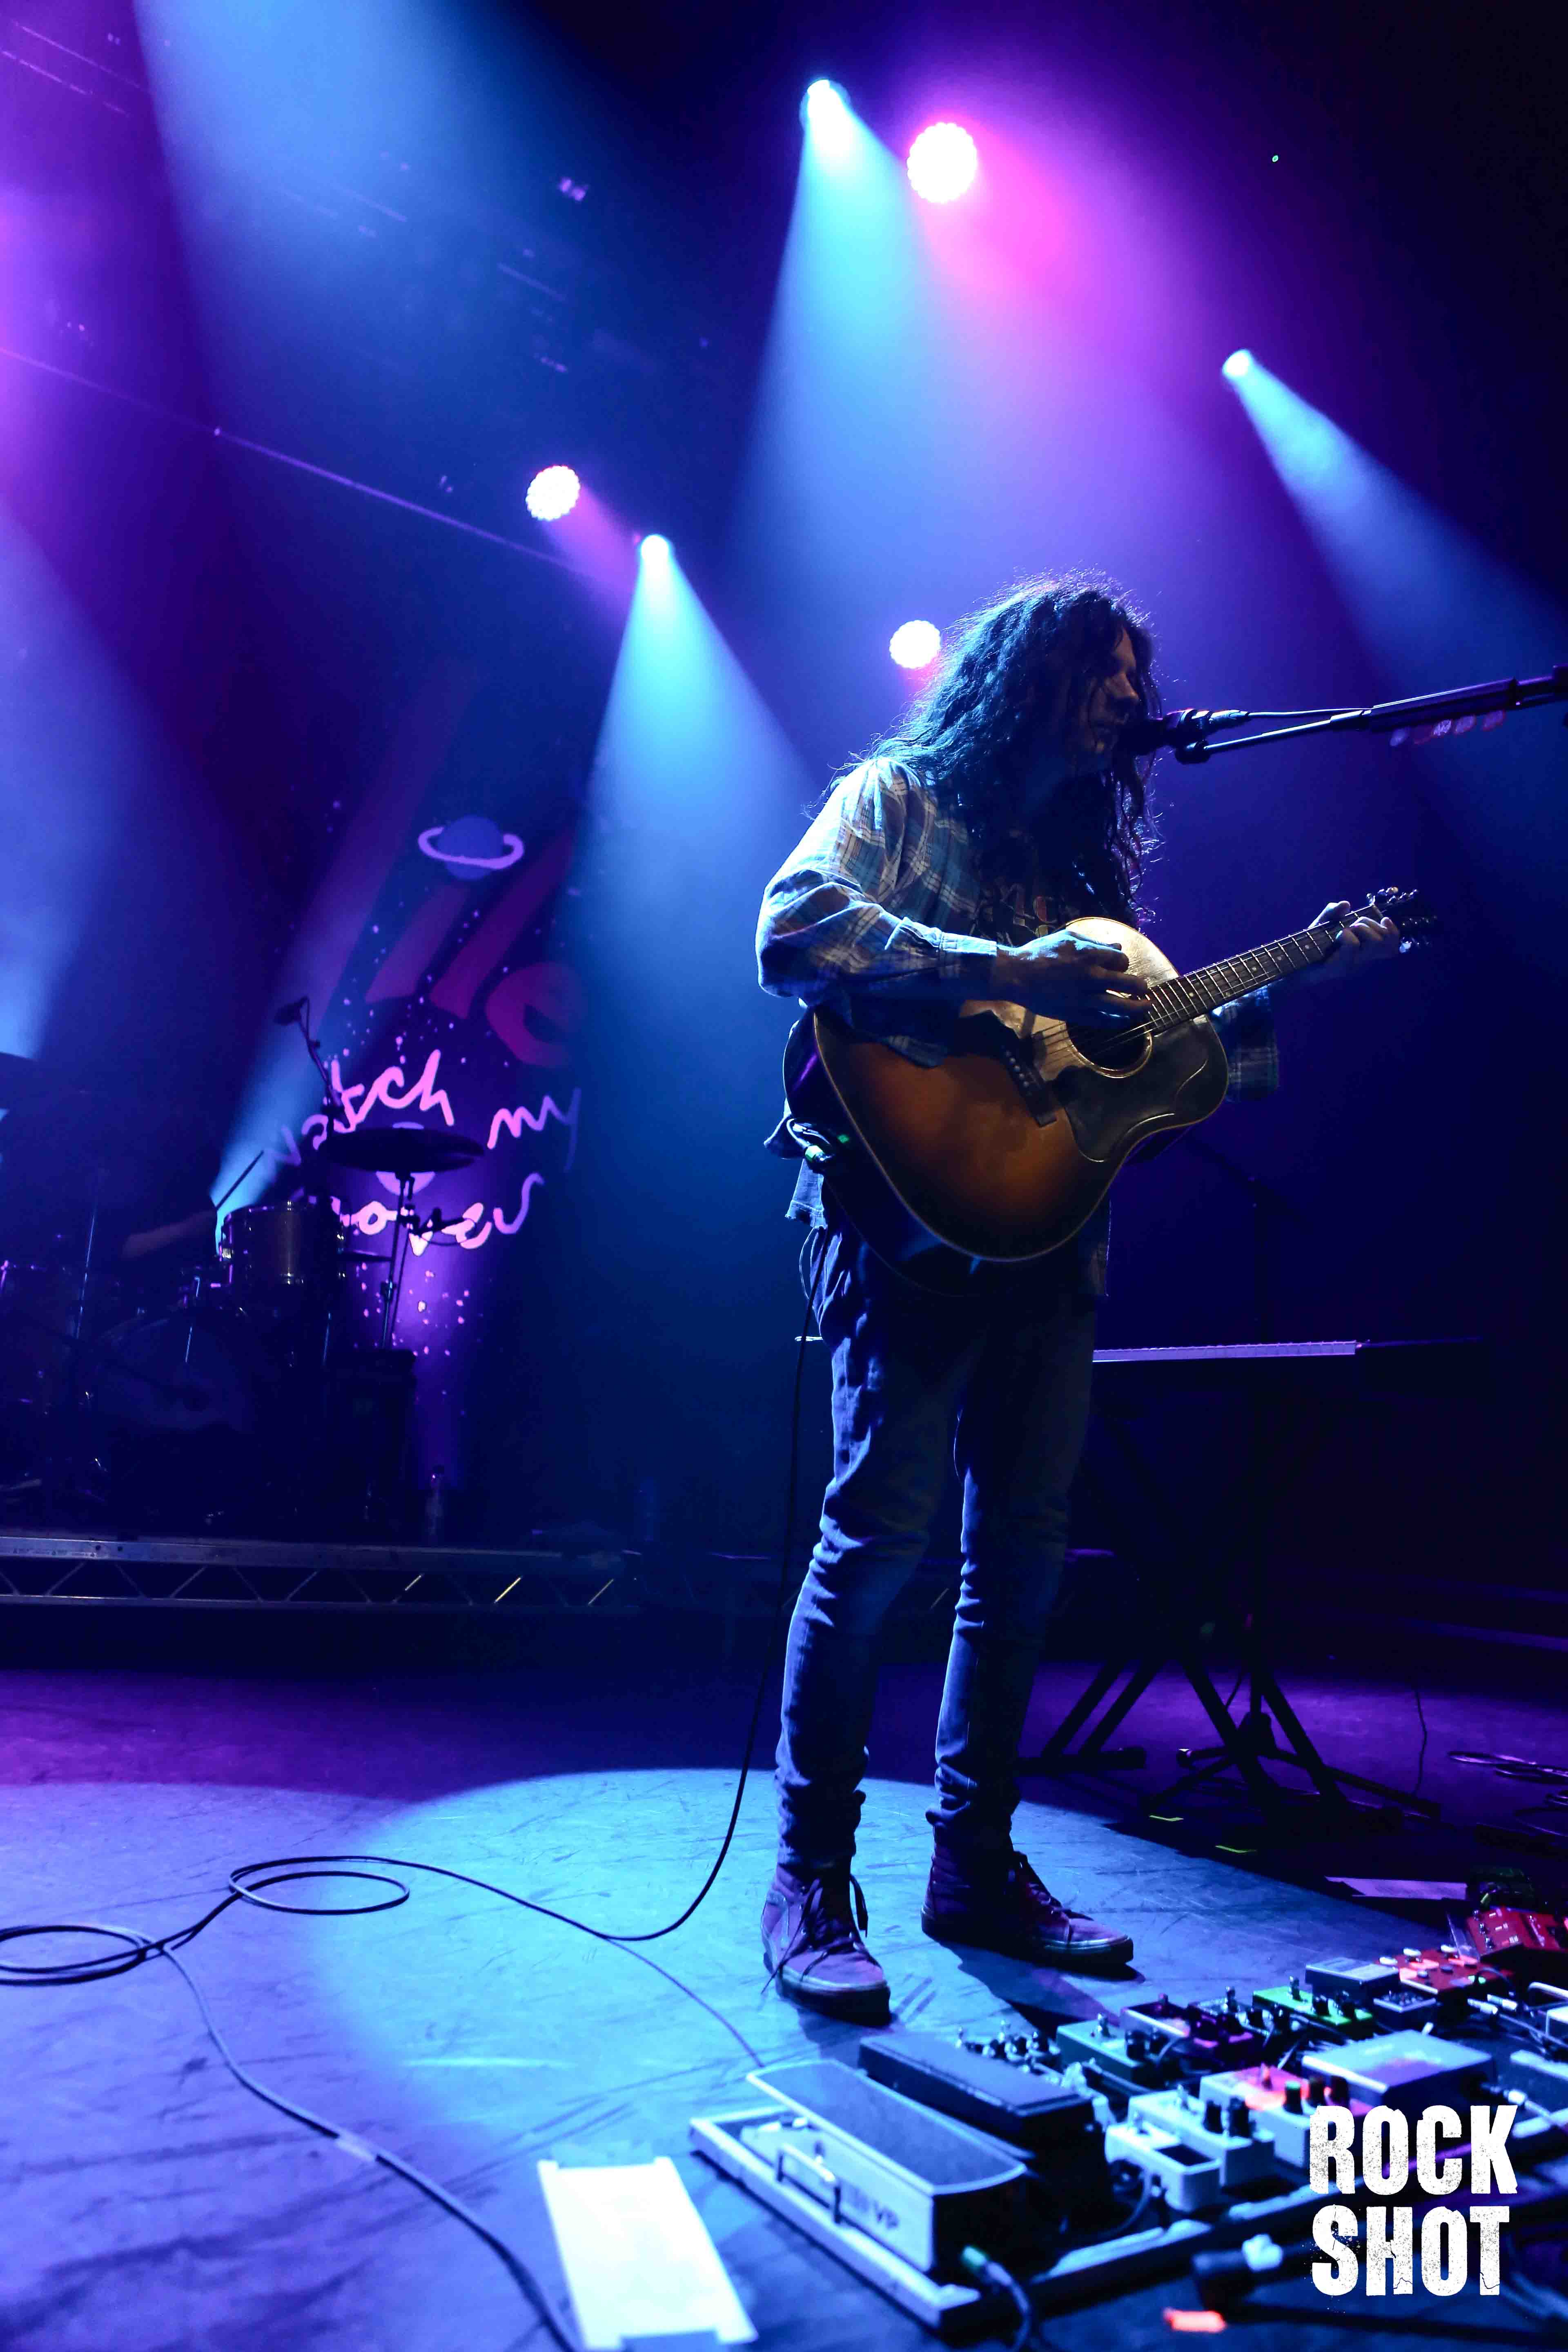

{"left": 1, "top": 1647, "right": 1555, "bottom": 2351}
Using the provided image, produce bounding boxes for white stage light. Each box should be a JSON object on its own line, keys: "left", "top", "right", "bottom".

{"left": 526, "top": 464, "right": 581, "bottom": 521}
{"left": 906, "top": 122, "right": 978, "bottom": 204}
{"left": 890, "top": 619, "right": 941, "bottom": 668}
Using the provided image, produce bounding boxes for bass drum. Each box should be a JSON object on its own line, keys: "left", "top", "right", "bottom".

{"left": 85, "top": 1307, "right": 261, "bottom": 1436}
{"left": 82, "top": 1303, "right": 278, "bottom": 1532}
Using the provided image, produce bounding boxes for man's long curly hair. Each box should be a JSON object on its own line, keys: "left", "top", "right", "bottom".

{"left": 859, "top": 574, "right": 1159, "bottom": 921}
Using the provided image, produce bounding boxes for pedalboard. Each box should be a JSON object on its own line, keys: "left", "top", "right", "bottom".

{"left": 693, "top": 1928, "right": 1568, "bottom": 2336}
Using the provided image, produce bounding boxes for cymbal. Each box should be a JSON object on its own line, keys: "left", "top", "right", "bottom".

{"left": 319, "top": 1127, "right": 483, "bottom": 1177}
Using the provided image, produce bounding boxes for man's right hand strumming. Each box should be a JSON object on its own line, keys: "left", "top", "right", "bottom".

{"left": 994, "top": 929, "right": 1150, "bottom": 1024}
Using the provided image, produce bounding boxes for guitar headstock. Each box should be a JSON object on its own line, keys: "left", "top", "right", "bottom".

{"left": 1359, "top": 885, "right": 1438, "bottom": 949}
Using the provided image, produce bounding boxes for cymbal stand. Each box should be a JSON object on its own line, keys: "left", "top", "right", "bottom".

{"left": 40, "top": 1153, "right": 110, "bottom": 1519}
{"left": 72, "top": 1157, "right": 104, "bottom": 1351}
{"left": 377, "top": 1174, "right": 421, "bottom": 1351}
{"left": 283, "top": 998, "right": 351, "bottom": 1129}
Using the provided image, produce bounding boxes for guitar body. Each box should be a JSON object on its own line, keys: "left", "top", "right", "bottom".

{"left": 784, "top": 917, "right": 1230, "bottom": 1273}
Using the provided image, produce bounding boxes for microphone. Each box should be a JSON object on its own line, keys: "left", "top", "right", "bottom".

{"left": 273, "top": 997, "right": 309, "bottom": 1027}
{"left": 1121, "top": 708, "right": 1251, "bottom": 757}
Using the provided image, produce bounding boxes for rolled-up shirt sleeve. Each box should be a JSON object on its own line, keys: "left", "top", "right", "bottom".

{"left": 756, "top": 763, "right": 997, "bottom": 1020}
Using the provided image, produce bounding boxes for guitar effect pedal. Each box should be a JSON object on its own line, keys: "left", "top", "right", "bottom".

{"left": 1299, "top": 2030, "right": 1490, "bottom": 2117}
{"left": 1395, "top": 1945, "right": 1508, "bottom": 1998}
{"left": 1253, "top": 1977, "right": 1376, "bottom": 2038}
{"left": 1303, "top": 1958, "right": 1401, "bottom": 2008}
{"left": 1194, "top": 2063, "right": 1368, "bottom": 2174}
{"left": 1466, "top": 1910, "right": 1568, "bottom": 1973}
{"left": 1125, "top": 2085, "right": 1283, "bottom": 2193}
{"left": 1054, "top": 2013, "right": 1183, "bottom": 2095}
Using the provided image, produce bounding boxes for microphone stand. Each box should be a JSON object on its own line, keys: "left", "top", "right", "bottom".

{"left": 285, "top": 1001, "right": 349, "bottom": 1127}
{"left": 1163, "top": 662, "right": 1568, "bottom": 763}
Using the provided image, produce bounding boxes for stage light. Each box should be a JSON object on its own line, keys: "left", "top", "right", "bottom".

{"left": 802, "top": 80, "right": 854, "bottom": 146}
{"left": 526, "top": 464, "right": 581, "bottom": 521}
{"left": 1222, "top": 349, "right": 1254, "bottom": 382}
{"left": 890, "top": 619, "right": 941, "bottom": 669}
{"left": 906, "top": 122, "right": 978, "bottom": 204}
{"left": 639, "top": 533, "right": 672, "bottom": 566}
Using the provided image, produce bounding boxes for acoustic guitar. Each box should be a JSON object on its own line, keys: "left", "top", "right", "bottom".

{"left": 782, "top": 888, "right": 1431, "bottom": 1278}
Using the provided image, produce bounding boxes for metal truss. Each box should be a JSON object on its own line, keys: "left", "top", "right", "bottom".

{"left": 0, "top": 1533, "right": 636, "bottom": 1614}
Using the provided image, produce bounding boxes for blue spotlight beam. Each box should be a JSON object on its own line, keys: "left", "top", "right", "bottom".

{"left": 593, "top": 540, "right": 811, "bottom": 865}
{"left": 1227, "top": 357, "right": 1567, "bottom": 693}
{"left": 1225, "top": 352, "right": 1568, "bottom": 900}
{"left": 0, "top": 522, "right": 145, "bottom": 1059}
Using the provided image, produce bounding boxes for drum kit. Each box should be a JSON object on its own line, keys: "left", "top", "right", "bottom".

{"left": 0, "top": 1048, "right": 483, "bottom": 1535}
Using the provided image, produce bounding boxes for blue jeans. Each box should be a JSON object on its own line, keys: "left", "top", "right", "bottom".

{"left": 776, "top": 1215, "right": 1098, "bottom": 1872}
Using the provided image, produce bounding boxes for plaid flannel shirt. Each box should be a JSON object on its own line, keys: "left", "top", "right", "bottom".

{"left": 757, "top": 759, "right": 1278, "bottom": 1294}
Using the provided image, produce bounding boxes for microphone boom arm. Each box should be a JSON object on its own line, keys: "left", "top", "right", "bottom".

{"left": 1165, "top": 663, "right": 1568, "bottom": 762}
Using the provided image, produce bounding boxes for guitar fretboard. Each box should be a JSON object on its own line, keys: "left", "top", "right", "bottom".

{"left": 1144, "top": 924, "right": 1339, "bottom": 1032}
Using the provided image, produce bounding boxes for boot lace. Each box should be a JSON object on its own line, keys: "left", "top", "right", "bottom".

{"left": 771, "top": 1870, "right": 871, "bottom": 1982}
{"left": 1006, "top": 1850, "right": 1083, "bottom": 1919}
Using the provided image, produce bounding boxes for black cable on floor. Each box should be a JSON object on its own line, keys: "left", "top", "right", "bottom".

{"left": 2, "top": 1296, "right": 820, "bottom": 2003}
{"left": 1410, "top": 1682, "right": 1429, "bottom": 1799}
{"left": 588, "top": 1289, "right": 815, "bottom": 1944}
{"left": 0, "top": 1298, "right": 820, "bottom": 2338}
{"left": 160, "top": 1942, "right": 579, "bottom": 2352}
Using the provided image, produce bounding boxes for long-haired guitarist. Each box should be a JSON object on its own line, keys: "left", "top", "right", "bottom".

{"left": 755, "top": 573, "right": 1400, "bottom": 2018}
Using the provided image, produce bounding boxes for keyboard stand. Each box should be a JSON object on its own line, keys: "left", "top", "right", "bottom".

{"left": 1020, "top": 1342, "right": 1466, "bottom": 1826}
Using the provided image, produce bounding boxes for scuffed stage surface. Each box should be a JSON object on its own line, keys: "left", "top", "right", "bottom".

{"left": 0, "top": 1662, "right": 1541, "bottom": 2350}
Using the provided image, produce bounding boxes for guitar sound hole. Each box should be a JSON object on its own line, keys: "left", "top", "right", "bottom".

{"left": 1065, "top": 1021, "right": 1152, "bottom": 1074}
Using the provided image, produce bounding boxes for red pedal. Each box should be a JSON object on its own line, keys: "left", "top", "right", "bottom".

{"left": 1466, "top": 1909, "right": 1568, "bottom": 1972}
{"left": 1396, "top": 1946, "right": 1508, "bottom": 1998}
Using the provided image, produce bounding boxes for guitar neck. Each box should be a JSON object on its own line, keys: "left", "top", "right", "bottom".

{"left": 1145, "top": 923, "right": 1340, "bottom": 1031}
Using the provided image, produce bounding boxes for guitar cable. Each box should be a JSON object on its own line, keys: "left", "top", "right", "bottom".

{"left": 0, "top": 1297, "right": 820, "bottom": 2341}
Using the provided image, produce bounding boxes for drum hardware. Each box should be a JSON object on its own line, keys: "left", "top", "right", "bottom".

{"left": 318, "top": 1127, "right": 482, "bottom": 1350}
{"left": 0, "top": 1260, "right": 87, "bottom": 1402}
{"left": 85, "top": 1308, "right": 261, "bottom": 1436}
{"left": 0, "top": 1024, "right": 481, "bottom": 1528}
{"left": 0, "top": 1057, "right": 260, "bottom": 1516}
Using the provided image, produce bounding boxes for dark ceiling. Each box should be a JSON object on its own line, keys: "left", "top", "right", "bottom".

{"left": 503, "top": 0, "right": 1568, "bottom": 584}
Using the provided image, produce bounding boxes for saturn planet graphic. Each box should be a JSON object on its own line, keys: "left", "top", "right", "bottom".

{"left": 418, "top": 814, "right": 525, "bottom": 878}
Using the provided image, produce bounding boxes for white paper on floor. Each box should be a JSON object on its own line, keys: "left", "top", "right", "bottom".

{"left": 538, "top": 2156, "right": 756, "bottom": 2349}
